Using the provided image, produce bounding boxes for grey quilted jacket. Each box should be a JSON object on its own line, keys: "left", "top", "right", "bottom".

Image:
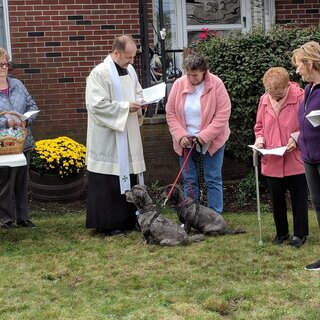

{"left": 0, "top": 77, "right": 39, "bottom": 151}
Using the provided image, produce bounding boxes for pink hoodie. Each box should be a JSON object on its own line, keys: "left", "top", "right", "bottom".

{"left": 254, "top": 81, "right": 305, "bottom": 177}
{"left": 166, "top": 71, "right": 231, "bottom": 156}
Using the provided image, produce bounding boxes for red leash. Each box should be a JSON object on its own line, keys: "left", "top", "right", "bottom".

{"left": 162, "top": 141, "right": 196, "bottom": 207}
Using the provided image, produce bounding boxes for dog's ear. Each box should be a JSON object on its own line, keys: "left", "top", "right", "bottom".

{"left": 143, "top": 189, "right": 153, "bottom": 206}
{"left": 132, "top": 185, "right": 153, "bottom": 207}
{"left": 131, "top": 186, "right": 145, "bottom": 208}
{"left": 170, "top": 186, "right": 180, "bottom": 204}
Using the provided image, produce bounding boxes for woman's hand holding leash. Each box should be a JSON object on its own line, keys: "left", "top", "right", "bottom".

{"left": 180, "top": 136, "right": 190, "bottom": 148}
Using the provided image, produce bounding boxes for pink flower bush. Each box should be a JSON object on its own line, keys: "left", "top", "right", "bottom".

{"left": 199, "top": 28, "right": 209, "bottom": 40}
{"left": 199, "top": 28, "right": 219, "bottom": 40}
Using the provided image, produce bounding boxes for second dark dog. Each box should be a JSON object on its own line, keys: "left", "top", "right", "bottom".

{"left": 163, "top": 184, "right": 246, "bottom": 236}
{"left": 125, "top": 185, "right": 204, "bottom": 246}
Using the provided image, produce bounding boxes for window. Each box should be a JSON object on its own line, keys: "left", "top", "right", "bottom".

{"left": 0, "top": 0, "right": 11, "bottom": 56}
{"left": 183, "top": 0, "right": 251, "bottom": 44}
{"left": 153, "top": 0, "right": 251, "bottom": 50}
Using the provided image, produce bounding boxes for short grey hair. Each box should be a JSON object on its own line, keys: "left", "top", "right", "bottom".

{"left": 112, "top": 35, "right": 136, "bottom": 52}
{"left": 182, "top": 53, "right": 209, "bottom": 72}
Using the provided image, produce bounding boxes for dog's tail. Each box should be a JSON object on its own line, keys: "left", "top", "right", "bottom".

{"left": 224, "top": 228, "right": 247, "bottom": 235}
{"left": 187, "top": 234, "right": 205, "bottom": 243}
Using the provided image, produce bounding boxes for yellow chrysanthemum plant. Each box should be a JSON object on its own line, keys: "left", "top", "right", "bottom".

{"left": 30, "top": 136, "right": 86, "bottom": 178}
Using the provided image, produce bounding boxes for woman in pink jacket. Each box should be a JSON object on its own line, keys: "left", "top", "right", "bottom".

{"left": 166, "top": 52, "right": 231, "bottom": 214}
{"left": 254, "top": 67, "right": 309, "bottom": 247}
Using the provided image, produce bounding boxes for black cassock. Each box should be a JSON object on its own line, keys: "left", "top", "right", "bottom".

{"left": 86, "top": 171, "right": 137, "bottom": 231}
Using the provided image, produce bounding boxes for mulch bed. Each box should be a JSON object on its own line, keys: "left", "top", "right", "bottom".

{"left": 28, "top": 180, "right": 271, "bottom": 214}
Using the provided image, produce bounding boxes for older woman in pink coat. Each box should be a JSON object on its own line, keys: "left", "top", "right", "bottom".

{"left": 254, "top": 67, "right": 309, "bottom": 247}
{"left": 166, "top": 52, "right": 231, "bottom": 214}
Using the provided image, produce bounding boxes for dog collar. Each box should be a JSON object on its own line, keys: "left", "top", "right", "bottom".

{"left": 176, "top": 198, "right": 189, "bottom": 209}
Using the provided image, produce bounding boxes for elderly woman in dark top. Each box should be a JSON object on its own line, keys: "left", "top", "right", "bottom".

{"left": 0, "top": 47, "right": 38, "bottom": 229}
{"left": 292, "top": 41, "right": 320, "bottom": 270}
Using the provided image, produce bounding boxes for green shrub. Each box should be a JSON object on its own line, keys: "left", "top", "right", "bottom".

{"left": 194, "top": 25, "right": 320, "bottom": 163}
{"left": 236, "top": 171, "right": 257, "bottom": 205}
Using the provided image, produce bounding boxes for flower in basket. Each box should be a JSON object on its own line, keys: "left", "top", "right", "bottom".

{"left": 30, "top": 136, "right": 86, "bottom": 178}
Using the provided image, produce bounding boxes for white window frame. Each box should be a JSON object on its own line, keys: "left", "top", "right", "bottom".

{"left": 180, "top": 0, "right": 252, "bottom": 47}
{"left": 1, "top": 0, "right": 11, "bottom": 58}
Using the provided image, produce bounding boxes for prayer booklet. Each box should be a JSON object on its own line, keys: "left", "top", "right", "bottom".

{"left": 5, "top": 110, "right": 40, "bottom": 122}
{"left": 306, "top": 110, "right": 320, "bottom": 127}
{"left": 248, "top": 145, "right": 287, "bottom": 156}
{"left": 141, "top": 82, "right": 166, "bottom": 105}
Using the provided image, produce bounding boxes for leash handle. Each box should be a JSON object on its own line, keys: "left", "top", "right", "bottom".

{"left": 162, "top": 141, "right": 197, "bottom": 207}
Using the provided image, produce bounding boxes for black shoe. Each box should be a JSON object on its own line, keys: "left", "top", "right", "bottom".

{"left": 16, "top": 219, "right": 36, "bottom": 228}
{"left": 288, "top": 236, "right": 306, "bottom": 248}
{"left": 272, "top": 233, "right": 289, "bottom": 245}
{"left": 109, "top": 229, "right": 127, "bottom": 237}
{"left": 305, "top": 259, "right": 320, "bottom": 271}
{"left": 90, "top": 228, "right": 110, "bottom": 236}
{"left": 1, "top": 221, "right": 16, "bottom": 229}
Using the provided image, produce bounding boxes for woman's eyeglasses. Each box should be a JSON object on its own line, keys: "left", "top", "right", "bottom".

{"left": 0, "top": 62, "right": 9, "bottom": 68}
{"left": 265, "top": 86, "right": 289, "bottom": 99}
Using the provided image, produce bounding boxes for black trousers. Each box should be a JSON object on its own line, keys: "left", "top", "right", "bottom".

{"left": 86, "top": 171, "right": 137, "bottom": 231}
{"left": 304, "top": 162, "right": 320, "bottom": 227}
{"left": 265, "top": 173, "right": 309, "bottom": 237}
{"left": 0, "top": 151, "right": 30, "bottom": 224}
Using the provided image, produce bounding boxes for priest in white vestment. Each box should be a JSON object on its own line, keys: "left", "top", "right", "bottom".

{"left": 85, "top": 35, "right": 146, "bottom": 236}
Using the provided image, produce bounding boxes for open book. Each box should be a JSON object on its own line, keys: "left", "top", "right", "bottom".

{"left": 4, "top": 110, "right": 40, "bottom": 122}
{"left": 141, "top": 82, "right": 166, "bottom": 105}
{"left": 248, "top": 145, "right": 287, "bottom": 156}
{"left": 306, "top": 110, "right": 320, "bottom": 127}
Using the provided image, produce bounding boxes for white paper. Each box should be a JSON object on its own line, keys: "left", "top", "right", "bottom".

{"left": 141, "top": 82, "right": 166, "bottom": 105}
{"left": 306, "top": 110, "right": 320, "bottom": 127}
{"left": 248, "top": 145, "right": 287, "bottom": 156}
{"left": 5, "top": 110, "right": 40, "bottom": 122}
{"left": 0, "top": 153, "right": 27, "bottom": 167}
{"left": 23, "top": 110, "right": 40, "bottom": 120}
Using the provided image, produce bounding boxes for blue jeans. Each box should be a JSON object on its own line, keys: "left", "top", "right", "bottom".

{"left": 179, "top": 145, "right": 225, "bottom": 214}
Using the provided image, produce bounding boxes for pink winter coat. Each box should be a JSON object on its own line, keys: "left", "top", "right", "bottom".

{"left": 254, "top": 82, "right": 305, "bottom": 178}
{"left": 166, "top": 71, "right": 231, "bottom": 156}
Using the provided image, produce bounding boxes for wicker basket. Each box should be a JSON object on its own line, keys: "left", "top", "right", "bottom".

{"left": 0, "top": 111, "right": 27, "bottom": 155}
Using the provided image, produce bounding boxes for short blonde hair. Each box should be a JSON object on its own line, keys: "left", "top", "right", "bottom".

{"left": 263, "top": 67, "right": 289, "bottom": 90}
{"left": 291, "top": 41, "right": 320, "bottom": 74}
{"left": 0, "top": 47, "right": 10, "bottom": 62}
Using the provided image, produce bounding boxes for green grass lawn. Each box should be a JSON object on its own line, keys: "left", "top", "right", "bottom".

{"left": 0, "top": 204, "right": 319, "bottom": 320}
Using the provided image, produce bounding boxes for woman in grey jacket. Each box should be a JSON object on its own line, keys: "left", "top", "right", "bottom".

{"left": 0, "top": 47, "right": 39, "bottom": 229}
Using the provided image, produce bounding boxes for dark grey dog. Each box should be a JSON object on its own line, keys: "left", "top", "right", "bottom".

{"left": 163, "top": 184, "right": 246, "bottom": 236}
{"left": 125, "top": 185, "right": 204, "bottom": 246}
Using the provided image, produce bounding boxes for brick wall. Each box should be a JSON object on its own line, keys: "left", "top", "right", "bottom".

{"left": 140, "top": 116, "right": 250, "bottom": 185}
{"left": 8, "top": 0, "right": 153, "bottom": 144}
{"left": 276, "top": 0, "right": 320, "bottom": 26}
{"left": 141, "top": 116, "right": 180, "bottom": 185}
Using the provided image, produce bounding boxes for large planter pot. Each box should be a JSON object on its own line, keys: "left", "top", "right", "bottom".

{"left": 29, "top": 170, "right": 85, "bottom": 202}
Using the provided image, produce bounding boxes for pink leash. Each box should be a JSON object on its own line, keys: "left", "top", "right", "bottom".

{"left": 162, "top": 141, "right": 196, "bottom": 207}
